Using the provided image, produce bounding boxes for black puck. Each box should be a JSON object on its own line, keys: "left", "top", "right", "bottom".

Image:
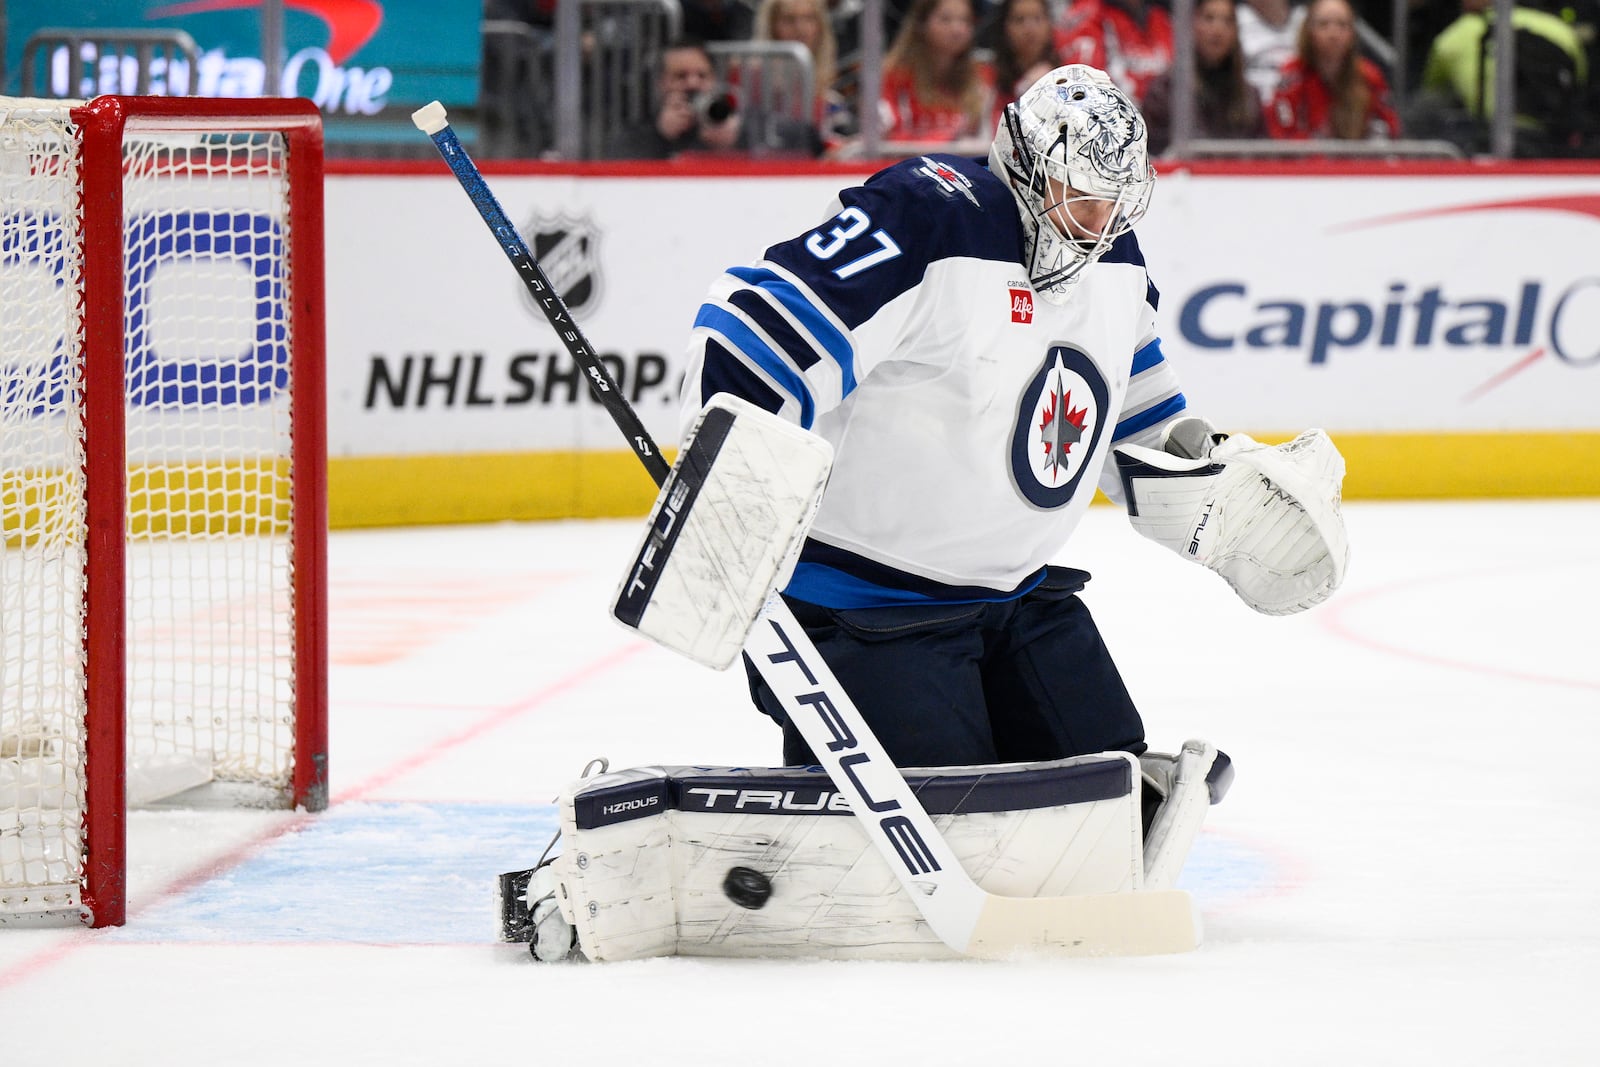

{"left": 722, "top": 866, "right": 773, "bottom": 909}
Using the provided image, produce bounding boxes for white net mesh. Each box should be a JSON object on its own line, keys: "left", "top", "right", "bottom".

{"left": 1, "top": 103, "right": 89, "bottom": 916}
{"left": 121, "top": 130, "right": 298, "bottom": 793}
{"left": 1, "top": 99, "right": 305, "bottom": 920}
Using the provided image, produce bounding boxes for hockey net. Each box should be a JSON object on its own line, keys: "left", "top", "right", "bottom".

{"left": 0, "top": 96, "right": 327, "bottom": 928}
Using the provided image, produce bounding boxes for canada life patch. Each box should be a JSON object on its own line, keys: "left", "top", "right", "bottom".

{"left": 1009, "top": 287, "right": 1034, "bottom": 324}
{"left": 1010, "top": 344, "right": 1109, "bottom": 509}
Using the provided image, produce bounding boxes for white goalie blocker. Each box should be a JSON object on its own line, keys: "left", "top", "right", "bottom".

{"left": 505, "top": 742, "right": 1232, "bottom": 962}
{"left": 1114, "top": 428, "right": 1350, "bottom": 615}
{"left": 611, "top": 394, "right": 833, "bottom": 669}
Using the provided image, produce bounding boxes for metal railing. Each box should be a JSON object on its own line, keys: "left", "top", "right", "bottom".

{"left": 480, "top": 19, "right": 556, "bottom": 159}
{"left": 20, "top": 28, "right": 200, "bottom": 97}
{"left": 1179, "top": 138, "right": 1466, "bottom": 160}
{"left": 553, "top": 0, "right": 682, "bottom": 160}
{"left": 707, "top": 40, "right": 817, "bottom": 156}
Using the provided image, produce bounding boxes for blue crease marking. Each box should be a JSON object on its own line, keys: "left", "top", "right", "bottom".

{"left": 109, "top": 802, "right": 560, "bottom": 944}
{"left": 108, "top": 806, "right": 1268, "bottom": 944}
{"left": 1177, "top": 834, "right": 1274, "bottom": 904}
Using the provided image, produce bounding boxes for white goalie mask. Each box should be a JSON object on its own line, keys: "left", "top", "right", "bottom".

{"left": 989, "top": 65, "right": 1155, "bottom": 303}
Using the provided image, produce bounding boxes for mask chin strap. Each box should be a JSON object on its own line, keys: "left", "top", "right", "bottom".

{"left": 1027, "top": 205, "right": 1100, "bottom": 302}
{"left": 1029, "top": 244, "right": 1088, "bottom": 303}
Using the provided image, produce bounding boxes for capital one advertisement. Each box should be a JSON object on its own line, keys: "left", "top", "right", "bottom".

{"left": 4, "top": 1, "right": 478, "bottom": 115}
{"left": 322, "top": 167, "right": 1600, "bottom": 466}
{"left": 1140, "top": 171, "right": 1600, "bottom": 432}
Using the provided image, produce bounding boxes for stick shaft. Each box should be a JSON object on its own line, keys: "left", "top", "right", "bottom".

{"left": 420, "top": 120, "right": 671, "bottom": 485}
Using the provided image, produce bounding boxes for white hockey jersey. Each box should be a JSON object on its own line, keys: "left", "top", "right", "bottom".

{"left": 681, "top": 153, "right": 1197, "bottom": 608}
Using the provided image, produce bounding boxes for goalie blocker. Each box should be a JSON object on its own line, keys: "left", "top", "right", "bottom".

{"left": 502, "top": 742, "right": 1232, "bottom": 962}
{"left": 611, "top": 394, "right": 833, "bottom": 670}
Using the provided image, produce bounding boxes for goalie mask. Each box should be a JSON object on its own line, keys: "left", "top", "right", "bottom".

{"left": 989, "top": 65, "right": 1155, "bottom": 303}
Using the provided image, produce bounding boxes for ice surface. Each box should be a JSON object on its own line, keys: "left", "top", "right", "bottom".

{"left": 1, "top": 501, "right": 1596, "bottom": 1066}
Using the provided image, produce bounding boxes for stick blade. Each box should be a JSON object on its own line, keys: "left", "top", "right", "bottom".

{"left": 965, "top": 890, "right": 1200, "bottom": 959}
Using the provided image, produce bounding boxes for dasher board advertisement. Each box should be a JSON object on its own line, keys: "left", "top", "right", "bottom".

{"left": 326, "top": 165, "right": 1600, "bottom": 442}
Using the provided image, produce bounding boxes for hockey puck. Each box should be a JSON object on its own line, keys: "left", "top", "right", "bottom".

{"left": 722, "top": 866, "right": 773, "bottom": 909}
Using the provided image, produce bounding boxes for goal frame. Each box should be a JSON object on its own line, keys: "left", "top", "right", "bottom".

{"left": 73, "top": 95, "right": 329, "bottom": 928}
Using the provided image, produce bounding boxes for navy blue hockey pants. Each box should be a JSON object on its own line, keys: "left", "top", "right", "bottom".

{"left": 745, "top": 566, "right": 1147, "bottom": 768}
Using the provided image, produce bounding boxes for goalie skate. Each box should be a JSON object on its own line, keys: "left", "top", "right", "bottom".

{"left": 500, "top": 861, "right": 578, "bottom": 962}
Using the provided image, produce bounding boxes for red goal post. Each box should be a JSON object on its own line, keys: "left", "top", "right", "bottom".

{"left": 0, "top": 95, "right": 328, "bottom": 928}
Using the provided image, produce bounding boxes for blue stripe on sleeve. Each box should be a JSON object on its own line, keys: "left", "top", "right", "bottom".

{"left": 1130, "top": 337, "right": 1165, "bottom": 376}
{"left": 699, "top": 337, "right": 784, "bottom": 414}
{"left": 727, "top": 289, "right": 821, "bottom": 371}
{"left": 693, "top": 304, "right": 816, "bottom": 428}
{"left": 1113, "top": 393, "right": 1187, "bottom": 441}
{"left": 728, "top": 266, "right": 858, "bottom": 397}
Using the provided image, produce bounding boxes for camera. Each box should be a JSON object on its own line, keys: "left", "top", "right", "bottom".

{"left": 693, "top": 87, "right": 738, "bottom": 125}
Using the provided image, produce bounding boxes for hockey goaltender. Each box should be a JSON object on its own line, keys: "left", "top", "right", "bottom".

{"left": 492, "top": 66, "right": 1349, "bottom": 963}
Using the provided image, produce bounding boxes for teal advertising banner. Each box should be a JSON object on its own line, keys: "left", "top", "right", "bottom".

{"left": 4, "top": 1, "right": 479, "bottom": 113}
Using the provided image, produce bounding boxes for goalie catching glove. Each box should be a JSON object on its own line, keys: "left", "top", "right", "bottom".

{"left": 1114, "top": 422, "right": 1349, "bottom": 615}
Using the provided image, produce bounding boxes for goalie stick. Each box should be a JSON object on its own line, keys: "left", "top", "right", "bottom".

{"left": 411, "top": 102, "right": 1198, "bottom": 958}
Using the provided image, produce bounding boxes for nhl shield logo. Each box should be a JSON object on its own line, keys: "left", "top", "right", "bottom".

{"left": 1010, "top": 344, "right": 1109, "bottom": 509}
{"left": 518, "top": 212, "right": 604, "bottom": 318}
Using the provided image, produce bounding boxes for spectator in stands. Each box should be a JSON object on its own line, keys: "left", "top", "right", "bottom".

{"left": 604, "top": 37, "right": 748, "bottom": 158}
{"left": 681, "top": 0, "right": 758, "bottom": 41}
{"left": 832, "top": 0, "right": 915, "bottom": 70}
{"left": 1265, "top": 0, "right": 1401, "bottom": 138}
{"left": 879, "top": 0, "right": 999, "bottom": 145}
{"left": 1142, "top": 0, "right": 1268, "bottom": 152}
{"left": 1236, "top": 0, "right": 1307, "bottom": 98}
{"left": 485, "top": 0, "right": 555, "bottom": 32}
{"left": 1534, "top": 0, "right": 1600, "bottom": 80}
{"left": 757, "top": 0, "right": 857, "bottom": 148}
{"left": 989, "top": 0, "right": 1063, "bottom": 105}
{"left": 1053, "top": 0, "right": 1174, "bottom": 105}
{"left": 1414, "top": 0, "right": 1589, "bottom": 155}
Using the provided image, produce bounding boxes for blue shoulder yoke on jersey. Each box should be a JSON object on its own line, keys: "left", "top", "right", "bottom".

{"left": 762, "top": 154, "right": 1028, "bottom": 332}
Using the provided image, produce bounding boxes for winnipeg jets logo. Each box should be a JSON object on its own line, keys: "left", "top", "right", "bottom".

{"left": 914, "top": 156, "right": 980, "bottom": 206}
{"left": 1010, "top": 345, "right": 1109, "bottom": 509}
{"left": 1037, "top": 381, "right": 1088, "bottom": 480}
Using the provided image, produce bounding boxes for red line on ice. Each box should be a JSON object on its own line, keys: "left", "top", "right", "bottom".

{"left": 0, "top": 642, "right": 646, "bottom": 991}
{"left": 1318, "top": 570, "right": 1599, "bottom": 692}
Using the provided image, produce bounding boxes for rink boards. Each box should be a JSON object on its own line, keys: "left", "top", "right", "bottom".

{"left": 322, "top": 160, "right": 1600, "bottom": 523}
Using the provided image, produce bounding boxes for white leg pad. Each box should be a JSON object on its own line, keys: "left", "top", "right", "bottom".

{"left": 549, "top": 754, "right": 1166, "bottom": 962}
{"left": 1141, "top": 739, "right": 1220, "bottom": 891}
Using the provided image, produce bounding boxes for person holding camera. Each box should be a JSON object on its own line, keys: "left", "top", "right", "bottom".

{"left": 605, "top": 36, "right": 747, "bottom": 158}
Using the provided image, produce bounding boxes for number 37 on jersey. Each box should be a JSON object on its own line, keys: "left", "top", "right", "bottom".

{"left": 804, "top": 207, "right": 901, "bottom": 281}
